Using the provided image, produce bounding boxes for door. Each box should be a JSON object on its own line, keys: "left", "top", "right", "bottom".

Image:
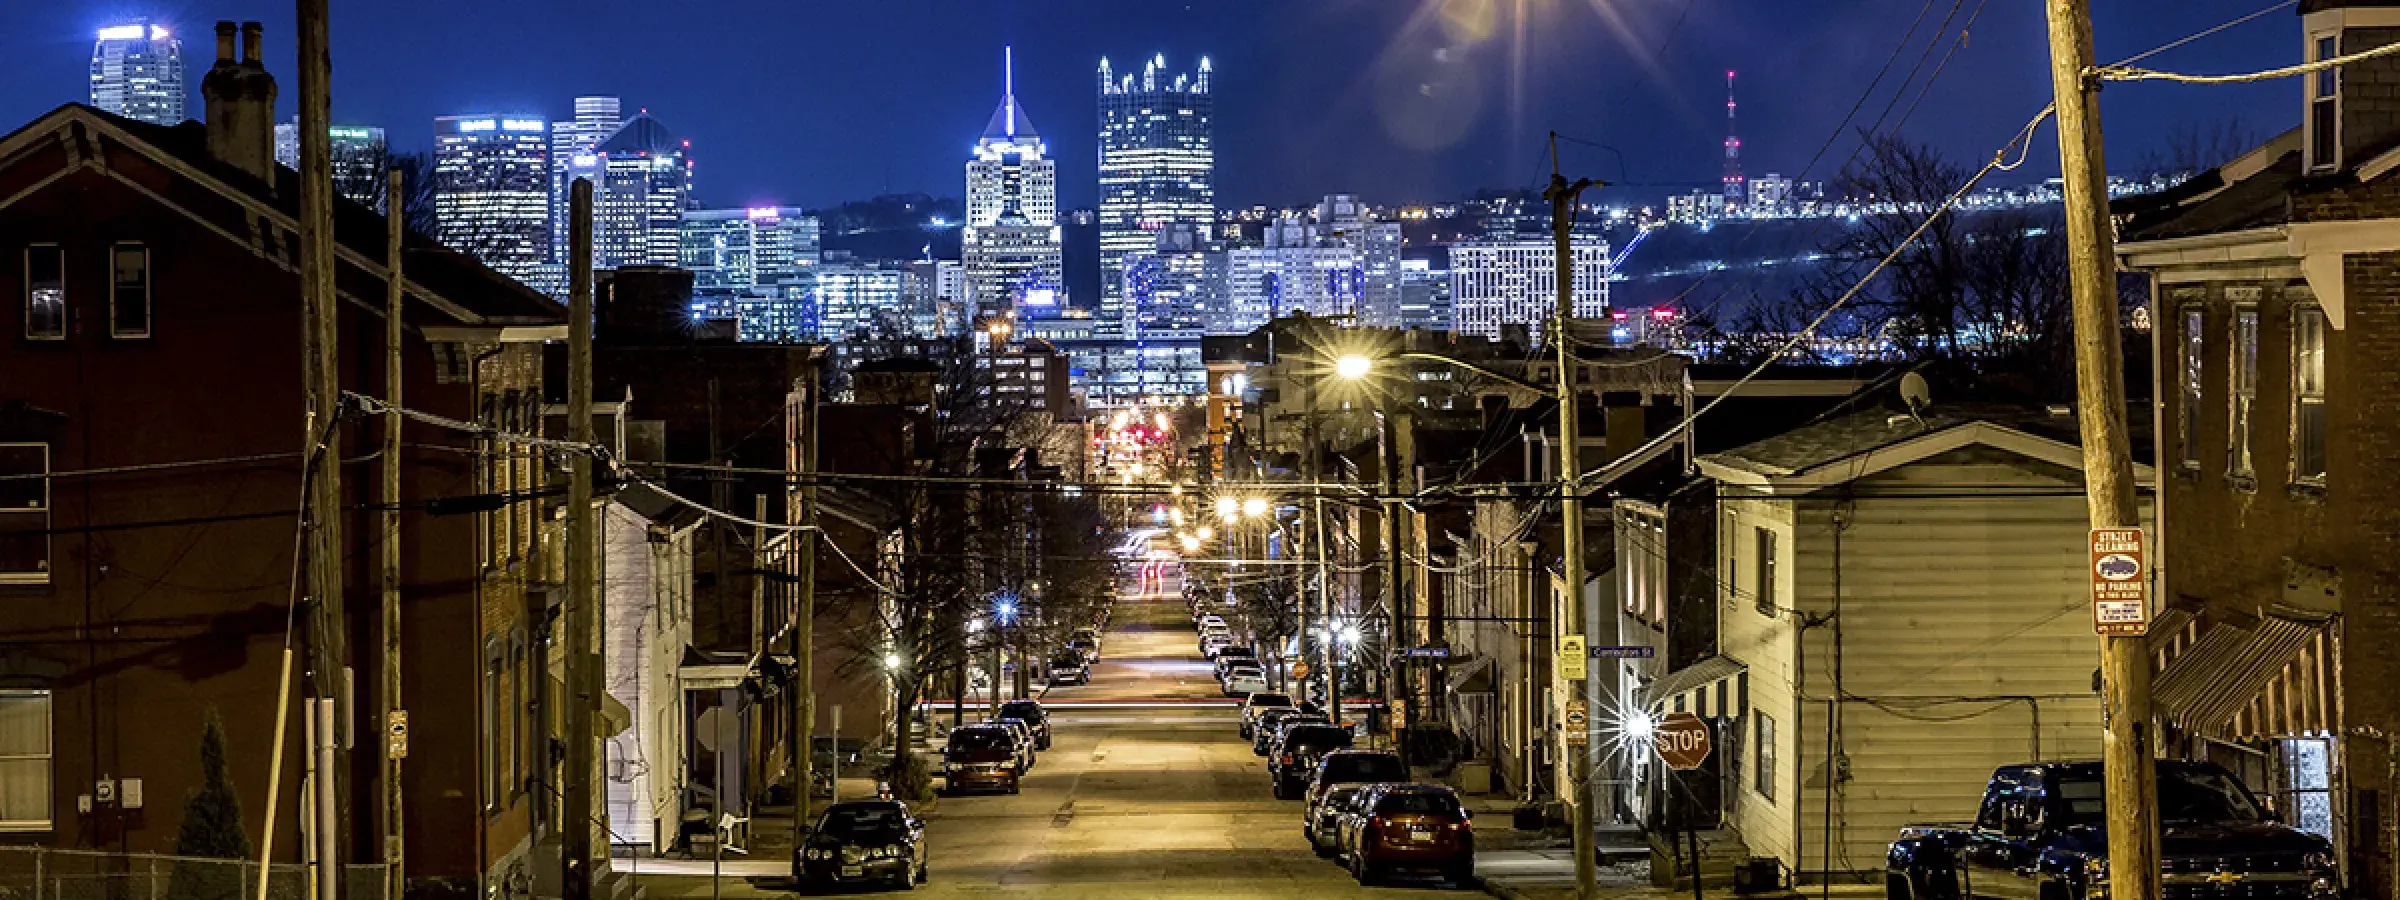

{"left": 1962, "top": 774, "right": 2047, "bottom": 900}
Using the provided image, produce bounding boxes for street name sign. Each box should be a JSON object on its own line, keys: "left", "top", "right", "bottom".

{"left": 2090, "top": 527, "right": 2149, "bottom": 636}
{"left": 1589, "top": 645, "right": 1656, "bottom": 659}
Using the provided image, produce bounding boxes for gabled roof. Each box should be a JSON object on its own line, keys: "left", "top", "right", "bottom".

{"left": 1697, "top": 407, "right": 2151, "bottom": 493}
{"left": 597, "top": 114, "right": 679, "bottom": 155}
{"left": 0, "top": 103, "right": 564, "bottom": 327}
{"left": 2116, "top": 128, "right": 2307, "bottom": 243}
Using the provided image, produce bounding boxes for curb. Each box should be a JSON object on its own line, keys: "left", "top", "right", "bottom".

{"left": 1479, "top": 878, "right": 1545, "bottom": 900}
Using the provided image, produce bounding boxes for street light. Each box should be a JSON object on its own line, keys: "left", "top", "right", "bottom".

{"left": 1178, "top": 534, "right": 1202, "bottom": 554}
{"left": 1195, "top": 525, "right": 1215, "bottom": 541}
{"left": 1334, "top": 354, "right": 1374, "bottom": 380}
{"left": 882, "top": 652, "right": 904, "bottom": 670}
{"left": 1242, "top": 496, "right": 1269, "bottom": 518}
{"left": 1215, "top": 496, "right": 1240, "bottom": 521}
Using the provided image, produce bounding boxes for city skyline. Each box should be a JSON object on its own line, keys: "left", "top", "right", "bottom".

{"left": 13, "top": 1, "right": 2307, "bottom": 213}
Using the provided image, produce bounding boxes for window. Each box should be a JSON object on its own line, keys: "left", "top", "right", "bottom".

{"left": 2278, "top": 738, "right": 2335, "bottom": 840}
{"left": 0, "top": 691, "right": 50, "bottom": 831}
{"left": 2293, "top": 305, "right": 2327, "bottom": 484}
{"left": 109, "top": 243, "right": 150, "bottom": 338}
{"left": 1753, "top": 712, "right": 1776, "bottom": 804}
{"left": 24, "top": 245, "right": 63, "bottom": 340}
{"left": 2180, "top": 307, "right": 2204, "bottom": 470}
{"left": 0, "top": 444, "right": 48, "bottom": 585}
{"left": 2310, "top": 35, "right": 2339, "bottom": 171}
{"left": 2230, "top": 306, "right": 2258, "bottom": 481}
{"left": 508, "top": 635, "right": 528, "bottom": 799}
{"left": 1753, "top": 527, "right": 1778, "bottom": 616}
{"left": 483, "top": 642, "right": 503, "bottom": 810}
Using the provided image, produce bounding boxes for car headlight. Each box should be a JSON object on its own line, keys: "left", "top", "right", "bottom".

{"left": 2303, "top": 852, "right": 2337, "bottom": 872}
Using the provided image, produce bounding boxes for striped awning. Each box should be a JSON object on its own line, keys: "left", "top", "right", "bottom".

{"left": 2152, "top": 606, "right": 2342, "bottom": 741}
{"left": 1638, "top": 655, "right": 1747, "bottom": 719}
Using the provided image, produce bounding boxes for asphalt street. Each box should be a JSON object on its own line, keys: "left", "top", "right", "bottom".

{"left": 632, "top": 562, "right": 1486, "bottom": 898}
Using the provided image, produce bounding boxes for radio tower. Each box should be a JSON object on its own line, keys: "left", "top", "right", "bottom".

{"left": 1722, "top": 70, "right": 1744, "bottom": 215}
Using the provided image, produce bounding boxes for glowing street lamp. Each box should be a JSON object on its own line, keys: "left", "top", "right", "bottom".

{"left": 883, "top": 652, "right": 905, "bottom": 670}
{"left": 1169, "top": 508, "right": 1187, "bottom": 526}
{"left": 1215, "top": 496, "right": 1240, "bottom": 521}
{"left": 1195, "top": 526, "right": 1215, "bottom": 541}
{"left": 1178, "top": 534, "right": 1202, "bottom": 553}
{"left": 1335, "top": 355, "right": 1375, "bottom": 380}
{"left": 1242, "top": 496, "right": 1269, "bottom": 518}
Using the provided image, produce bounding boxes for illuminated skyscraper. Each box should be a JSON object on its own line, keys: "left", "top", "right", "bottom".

{"left": 962, "top": 48, "right": 1063, "bottom": 320}
{"left": 275, "top": 120, "right": 387, "bottom": 210}
{"left": 91, "top": 21, "right": 185, "bottom": 126}
{"left": 1097, "top": 54, "right": 1213, "bottom": 338}
{"left": 432, "top": 114, "right": 551, "bottom": 288}
{"left": 682, "top": 207, "right": 821, "bottom": 337}
{"left": 592, "top": 114, "right": 693, "bottom": 270}
{"left": 550, "top": 96, "right": 622, "bottom": 266}
{"left": 1448, "top": 238, "right": 1610, "bottom": 341}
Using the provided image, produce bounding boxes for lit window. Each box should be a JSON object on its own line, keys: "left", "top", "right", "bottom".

{"left": 2293, "top": 305, "right": 2327, "bottom": 484}
{"left": 0, "top": 690, "right": 52, "bottom": 831}
{"left": 0, "top": 444, "right": 47, "bottom": 585}
{"left": 110, "top": 243, "right": 150, "bottom": 337}
{"left": 2229, "top": 306, "right": 2257, "bottom": 481}
{"left": 24, "top": 245, "right": 63, "bottom": 340}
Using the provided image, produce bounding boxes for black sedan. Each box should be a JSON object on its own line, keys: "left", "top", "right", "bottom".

{"left": 794, "top": 800, "right": 928, "bottom": 891}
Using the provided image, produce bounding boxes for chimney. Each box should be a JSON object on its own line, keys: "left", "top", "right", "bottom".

{"left": 1603, "top": 391, "right": 1646, "bottom": 464}
{"left": 201, "top": 20, "right": 277, "bottom": 183}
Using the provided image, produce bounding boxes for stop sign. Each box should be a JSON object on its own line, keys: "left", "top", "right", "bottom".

{"left": 1652, "top": 711, "right": 1712, "bottom": 770}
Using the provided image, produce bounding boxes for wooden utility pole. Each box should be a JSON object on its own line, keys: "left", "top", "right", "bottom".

{"left": 294, "top": 3, "right": 346, "bottom": 897}
{"left": 562, "top": 177, "right": 598, "bottom": 900}
{"left": 1376, "top": 410, "right": 1408, "bottom": 768}
{"left": 2043, "top": 4, "right": 2161, "bottom": 900}
{"left": 792, "top": 384, "right": 819, "bottom": 831}
{"left": 379, "top": 165, "right": 406, "bottom": 900}
{"left": 1546, "top": 133, "right": 1598, "bottom": 900}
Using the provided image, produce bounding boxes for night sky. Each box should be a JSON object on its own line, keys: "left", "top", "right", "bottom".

{"left": 12, "top": 1, "right": 2306, "bottom": 211}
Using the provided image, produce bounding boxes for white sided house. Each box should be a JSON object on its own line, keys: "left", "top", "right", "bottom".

{"left": 1672, "top": 409, "right": 2148, "bottom": 882}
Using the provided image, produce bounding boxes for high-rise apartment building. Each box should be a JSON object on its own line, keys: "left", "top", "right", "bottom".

{"left": 432, "top": 114, "right": 552, "bottom": 288}
{"left": 1122, "top": 223, "right": 1224, "bottom": 339}
{"left": 593, "top": 114, "right": 693, "bottom": 270}
{"left": 550, "top": 96, "right": 622, "bottom": 265}
{"left": 1447, "top": 238, "right": 1610, "bottom": 341}
{"left": 1097, "top": 54, "right": 1214, "bottom": 338}
{"left": 1399, "top": 258, "right": 1452, "bottom": 331}
{"left": 275, "top": 120, "right": 388, "bottom": 211}
{"left": 963, "top": 48, "right": 1063, "bottom": 321}
{"left": 91, "top": 22, "right": 185, "bottom": 126}
{"left": 1212, "top": 196, "right": 1400, "bottom": 334}
{"left": 1312, "top": 194, "right": 1403, "bottom": 326}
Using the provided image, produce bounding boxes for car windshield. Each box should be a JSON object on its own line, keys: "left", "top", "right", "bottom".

{"left": 1325, "top": 754, "right": 1407, "bottom": 782}
{"left": 1221, "top": 647, "right": 1255, "bottom": 658}
{"left": 1249, "top": 693, "right": 1293, "bottom": 708}
{"left": 948, "top": 729, "right": 1011, "bottom": 751}
{"left": 1376, "top": 792, "right": 1462, "bottom": 816}
{"left": 817, "top": 804, "right": 906, "bottom": 833}
{"left": 2055, "top": 769, "right": 2267, "bottom": 825}
{"left": 1284, "top": 726, "right": 1352, "bottom": 750}
{"left": 1000, "top": 701, "right": 1044, "bottom": 721}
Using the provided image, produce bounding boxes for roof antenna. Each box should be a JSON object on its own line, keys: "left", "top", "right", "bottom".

{"left": 1003, "top": 46, "right": 1016, "bottom": 138}
{"left": 1899, "top": 371, "right": 1933, "bottom": 426}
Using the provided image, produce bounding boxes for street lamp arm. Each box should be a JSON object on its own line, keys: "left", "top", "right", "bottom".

{"left": 1394, "top": 352, "right": 1552, "bottom": 395}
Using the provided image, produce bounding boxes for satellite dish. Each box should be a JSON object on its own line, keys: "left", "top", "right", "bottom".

{"left": 1899, "top": 372, "right": 1933, "bottom": 421}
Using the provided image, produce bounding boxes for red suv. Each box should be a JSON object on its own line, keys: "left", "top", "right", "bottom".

{"left": 940, "top": 724, "right": 1022, "bottom": 794}
{"left": 1342, "top": 783, "right": 1473, "bottom": 886}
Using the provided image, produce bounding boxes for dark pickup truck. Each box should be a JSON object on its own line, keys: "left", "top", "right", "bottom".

{"left": 1887, "top": 761, "right": 2336, "bottom": 900}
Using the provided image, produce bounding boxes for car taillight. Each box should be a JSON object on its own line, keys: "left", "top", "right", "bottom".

{"left": 1280, "top": 753, "right": 1294, "bottom": 765}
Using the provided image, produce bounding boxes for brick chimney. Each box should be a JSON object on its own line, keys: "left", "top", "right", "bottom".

{"left": 2300, "top": 1, "right": 2400, "bottom": 172}
{"left": 200, "top": 21, "right": 277, "bottom": 183}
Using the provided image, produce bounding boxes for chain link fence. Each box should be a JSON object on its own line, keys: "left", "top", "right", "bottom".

{"left": 0, "top": 848, "right": 386, "bottom": 900}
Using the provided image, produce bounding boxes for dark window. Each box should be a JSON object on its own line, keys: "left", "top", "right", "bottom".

{"left": 2230, "top": 306, "right": 2258, "bottom": 480}
{"left": 1754, "top": 712, "right": 1776, "bottom": 803}
{"left": 24, "top": 245, "right": 63, "bottom": 340}
{"left": 0, "top": 444, "right": 48, "bottom": 585}
{"left": 1754, "top": 527, "right": 1778, "bottom": 616}
{"left": 109, "top": 243, "right": 149, "bottom": 338}
{"left": 2311, "top": 36, "right": 2339, "bottom": 170}
{"left": 2181, "top": 307, "right": 2205, "bottom": 470}
{"left": 2293, "top": 305, "right": 2327, "bottom": 483}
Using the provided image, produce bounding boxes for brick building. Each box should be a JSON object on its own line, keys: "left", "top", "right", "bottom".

{"left": 2116, "top": 1, "right": 2400, "bottom": 891}
{"left": 0, "top": 25, "right": 569, "bottom": 900}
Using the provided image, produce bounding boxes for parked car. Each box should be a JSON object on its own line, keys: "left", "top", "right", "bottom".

{"left": 1213, "top": 646, "right": 1258, "bottom": 678}
{"left": 1886, "top": 761, "right": 2337, "bottom": 900}
{"left": 1340, "top": 783, "right": 1473, "bottom": 886}
{"left": 1197, "top": 613, "right": 1227, "bottom": 630}
{"left": 990, "top": 718, "right": 1038, "bottom": 772}
{"left": 1254, "top": 709, "right": 1326, "bottom": 755}
{"left": 794, "top": 799, "right": 927, "bottom": 890}
{"left": 1046, "top": 649, "right": 1090, "bottom": 685}
{"left": 1308, "top": 785, "right": 1369, "bottom": 858}
{"left": 1268, "top": 723, "right": 1355, "bottom": 799}
{"left": 1067, "top": 636, "right": 1100, "bottom": 664}
{"left": 1306, "top": 750, "right": 1409, "bottom": 811}
{"left": 1218, "top": 658, "right": 1263, "bottom": 684}
{"left": 1240, "top": 692, "right": 1295, "bottom": 739}
{"left": 940, "top": 725, "right": 1021, "bottom": 795}
{"left": 1223, "top": 669, "right": 1269, "bottom": 697}
{"left": 1201, "top": 631, "right": 1234, "bottom": 659}
{"left": 998, "top": 700, "right": 1052, "bottom": 750}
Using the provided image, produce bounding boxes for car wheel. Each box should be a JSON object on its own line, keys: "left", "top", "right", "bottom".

{"left": 1449, "top": 857, "right": 1477, "bottom": 888}
{"left": 1353, "top": 850, "right": 1377, "bottom": 885}
{"left": 1888, "top": 874, "right": 1914, "bottom": 900}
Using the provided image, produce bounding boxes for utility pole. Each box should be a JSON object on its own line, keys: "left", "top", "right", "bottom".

{"left": 2043, "top": 5, "right": 2160, "bottom": 900}
{"left": 1546, "top": 132, "right": 1598, "bottom": 900}
{"left": 379, "top": 165, "right": 406, "bottom": 900}
{"left": 1376, "top": 410, "right": 1408, "bottom": 768}
{"left": 562, "top": 177, "right": 597, "bottom": 900}
{"left": 293, "top": 4, "right": 346, "bottom": 898}
{"left": 791, "top": 382, "right": 818, "bottom": 832}
{"left": 1306, "top": 368, "right": 1337, "bottom": 726}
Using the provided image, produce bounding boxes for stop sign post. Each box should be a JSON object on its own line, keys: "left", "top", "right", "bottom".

{"left": 1653, "top": 711, "right": 1712, "bottom": 771}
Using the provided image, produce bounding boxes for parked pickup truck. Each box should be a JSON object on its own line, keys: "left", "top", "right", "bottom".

{"left": 1887, "top": 761, "right": 2337, "bottom": 900}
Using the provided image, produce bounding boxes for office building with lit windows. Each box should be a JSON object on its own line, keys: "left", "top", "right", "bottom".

{"left": 275, "top": 120, "right": 388, "bottom": 211}
{"left": 550, "top": 96, "right": 622, "bottom": 266}
{"left": 432, "top": 114, "right": 552, "bottom": 288}
{"left": 814, "top": 264, "right": 910, "bottom": 342}
{"left": 91, "top": 22, "right": 184, "bottom": 126}
{"left": 1447, "top": 238, "right": 1610, "bottom": 341}
{"left": 593, "top": 114, "right": 693, "bottom": 271}
{"left": 1097, "top": 54, "right": 1214, "bottom": 338}
{"left": 963, "top": 48, "right": 1063, "bottom": 320}
{"left": 1399, "top": 258, "right": 1453, "bottom": 331}
{"left": 1121, "top": 223, "right": 1223, "bottom": 339}
{"left": 681, "top": 207, "right": 820, "bottom": 292}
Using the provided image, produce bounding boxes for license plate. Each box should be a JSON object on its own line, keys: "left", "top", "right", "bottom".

{"left": 840, "top": 866, "right": 862, "bottom": 878}
{"left": 1411, "top": 830, "right": 1435, "bottom": 842}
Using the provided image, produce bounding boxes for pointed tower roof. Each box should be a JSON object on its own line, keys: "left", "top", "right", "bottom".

{"left": 980, "top": 46, "right": 1039, "bottom": 142}
{"left": 597, "top": 113, "right": 678, "bottom": 155}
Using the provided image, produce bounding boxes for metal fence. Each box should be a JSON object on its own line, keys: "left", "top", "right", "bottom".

{"left": 0, "top": 848, "right": 387, "bottom": 900}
